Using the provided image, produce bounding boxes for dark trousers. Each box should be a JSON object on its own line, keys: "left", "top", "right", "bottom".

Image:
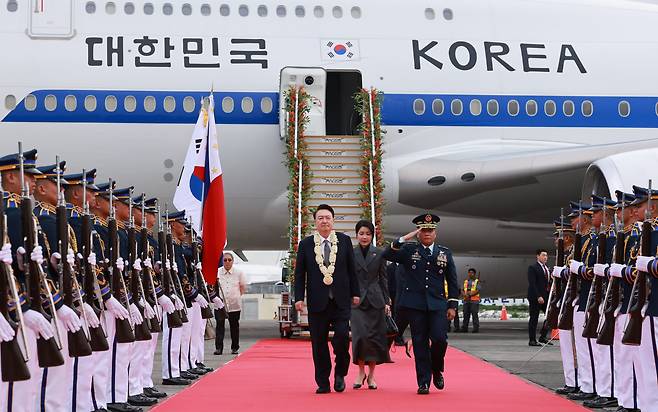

{"left": 307, "top": 299, "right": 350, "bottom": 389}
{"left": 394, "top": 304, "right": 410, "bottom": 344}
{"left": 215, "top": 309, "right": 240, "bottom": 352}
{"left": 528, "top": 299, "right": 548, "bottom": 342}
{"left": 462, "top": 302, "right": 479, "bottom": 331}
{"left": 403, "top": 307, "right": 448, "bottom": 387}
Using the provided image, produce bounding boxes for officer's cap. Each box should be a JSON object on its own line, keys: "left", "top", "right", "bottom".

{"left": 143, "top": 197, "right": 158, "bottom": 213}
{"left": 0, "top": 149, "right": 42, "bottom": 175}
{"left": 412, "top": 213, "right": 440, "bottom": 229}
{"left": 567, "top": 201, "right": 592, "bottom": 218}
{"left": 614, "top": 190, "right": 635, "bottom": 208}
{"left": 164, "top": 210, "right": 187, "bottom": 224}
{"left": 35, "top": 161, "right": 68, "bottom": 184}
{"left": 131, "top": 193, "right": 144, "bottom": 207}
{"left": 96, "top": 180, "right": 116, "bottom": 197}
{"left": 590, "top": 195, "right": 616, "bottom": 212}
{"left": 112, "top": 187, "right": 134, "bottom": 205}
{"left": 553, "top": 219, "right": 575, "bottom": 236}
{"left": 63, "top": 169, "right": 99, "bottom": 191}
{"left": 630, "top": 185, "right": 658, "bottom": 206}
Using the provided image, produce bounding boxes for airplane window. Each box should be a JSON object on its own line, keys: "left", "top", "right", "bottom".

{"left": 618, "top": 101, "right": 630, "bottom": 117}
{"left": 238, "top": 4, "right": 248, "bottom": 16}
{"left": 351, "top": 6, "right": 361, "bottom": 18}
{"left": 443, "top": 8, "right": 453, "bottom": 20}
{"left": 85, "top": 1, "right": 96, "bottom": 14}
{"left": 295, "top": 6, "right": 305, "bottom": 17}
{"left": 332, "top": 6, "right": 343, "bottom": 18}
{"left": 257, "top": 5, "right": 267, "bottom": 17}
{"left": 222, "top": 96, "right": 234, "bottom": 113}
{"left": 260, "top": 97, "right": 273, "bottom": 113}
{"left": 507, "top": 100, "right": 519, "bottom": 116}
{"left": 143, "top": 3, "right": 154, "bottom": 15}
{"left": 425, "top": 8, "right": 435, "bottom": 20}
{"left": 242, "top": 97, "right": 254, "bottom": 113}
{"left": 104, "top": 95, "right": 117, "bottom": 112}
{"left": 451, "top": 99, "right": 463, "bottom": 115}
{"left": 24, "top": 94, "right": 37, "bottom": 111}
{"left": 276, "top": 5, "right": 286, "bottom": 17}
{"left": 163, "top": 3, "right": 173, "bottom": 15}
{"left": 84, "top": 95, "right": 97, "bottom": 112}
{"left": 183, "top": 96, "right": 195, "bottom": 113}
{"left": 182, "top": 4, "right": 192, "bottom": 15}
{"left": 563, "top": 100, "right": 575, "bottom": 116}
{"left": 526, "top": 100, "right": 537, "bottom": 116}
{"left": 105, "top": 2, "right": 116, "bottom": 15}
{"left": 4, "top": 95, "right": 16, "bottom": 110}
{"left": 64, "top": 95, "right": 77, "bottom": 111}
{"left": 413, "top": 99, "right": 425, "bottom": 115}
{"left": 427, "top": 176, "right": 446, "bottom": 186}
{"left": 220, "top": 4, "right": 230, "bottom": 16}
{"left": 313, "top": 6, "right": 324, "bottom": 17}
{"left": 44, "top": 95, "right": 57, "bottom": 112}
{"left": 582, "top": 100, "right": 593, "bottom": 117}
{"left": 432, "top": 99, "right": 444, "bottom": 115}
{"left": 124, "top": 96, "right": 136, "bottom": 112}
{"left": 470, "top": 99, "right": 482, "bottom": 116}
{"left": 487, "top": 99, "right": 498, "bottom": 116}
{"left": 6, "top": 0, "right": 17, "bottom": 12}
{"left": 200, "top": 4, "right": 211, "bottom": 16}
{"left": 655, "top": 102, "right": 658, "bottom": 117}
{"left": 164, "top": 96, "right": 176, "bottom": 113}
{"left": 544, "top": 100, "right": 556, "bottom": 116}
{"left": 144, "top": 96, "right": 156, "bottom": 112}
{"left": 124, "top": 2, "right": 134, "bottom": 14}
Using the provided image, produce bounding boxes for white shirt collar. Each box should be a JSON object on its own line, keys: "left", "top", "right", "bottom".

{"left": 421, "top": 243, "right": 434, "bottom": 254}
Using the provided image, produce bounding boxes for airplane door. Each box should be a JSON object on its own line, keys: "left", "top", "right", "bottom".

{"left": 28, "top": 0, "right": 75, "bottom": 38}
{"left": 279, "top": 67, "right": 327, "bottom": 137}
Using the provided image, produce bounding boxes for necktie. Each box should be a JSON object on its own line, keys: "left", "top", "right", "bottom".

{"left": 323, "top": 240, "right": 331, "bottom": 267}
{"left": 424, "top": 247, "right": 431, "bottom": 257}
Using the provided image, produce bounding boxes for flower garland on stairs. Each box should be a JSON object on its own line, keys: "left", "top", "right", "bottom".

{"left": 354, "top": 88, "right": 386, "bottom": 246}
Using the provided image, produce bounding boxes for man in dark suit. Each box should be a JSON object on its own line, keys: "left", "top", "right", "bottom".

{"left": 383, "top": 214, "right": 459, "bottom": 395}
{"left": 527, "top": 248, "right": 551, "bottom": 346}
{"left": 294, "top": 204, "right": 360, "bottom": 394}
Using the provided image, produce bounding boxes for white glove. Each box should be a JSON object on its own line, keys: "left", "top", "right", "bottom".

{"left": 195, "top": 262, "right": 202, "bottom": 271}
{"left": 31, "top": 246, "right": 44, "bottom": 265}
{"left": 212, "top": 296, "right": 225, "bottom": 310}
{"left": 165, "top": 259, "right": 171, "bottom": 270}
{"left": 0, "top": 313, "right": 15, "bottom": 342}
{"left": 133, "top": 258, "right": 142, "bottom": 271}
{"left": 87, "top": 252, "right": 97, "bottom": 266}
{"left": 636, "top": 256, "right": 653, "bottom": 273}
{"left": 57, "top": 304, "right": 82, "bottom": 333}
{"left": 172, "top": 295, "right": 184, "bottom": 311}
{"left": 23, "top": 309, "right": 55, "bottom": 340}
{"left": 115, "top": 258, "right": 124, "bottom": 272}
{"left": 569, "top": 260, "right": 583, "bottom": 275}
{"left": 143, "top": 258, "right": 153, "bottom": 269}
{"left": 157, "top": 295, "right": 175, "bottom": 314}
{"left": 129, "top": 303, "right": 143, "bottom": 324}
{"left": 0, "top": 243, "right": 12, "bottom": 265}
{"left": 610, "top": 263, "right": 625, "bottom": 278}
{"left": 49, "top": 251, "right": 61, "bottom": 267}
{"left": 142, "top": 300, "right": 156, "bottom": 320}
{"left": 66, "top": 249, "right": 75, "bottom": 266}
{"left": 105, "top": 296, "right": 129, "bottom": 320}
{"left": 172, "top": 262, "right": 178, "bottom": 273}
{"left": 194, "top": 294, "right": 209, "bottom": 308}
{"left": 82, "top": 303, "right": 100, "bottom": 328}
{"left": 594, "top": 263, "right": 609, "bottom": 277}
{"left": 551, "top": 266, "right": 564, "bottom": 278}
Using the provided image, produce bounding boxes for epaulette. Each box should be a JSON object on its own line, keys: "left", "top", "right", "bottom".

{"left": 94, "top": 216, "right": 108, "bottom": 227}
{"left": 117, "top": 220, "right": 126, "bottom": 230}
{"left": 70, "top": 205, "right": 84, "bottom": 218}
{"left": 4, "top": 192, "right": 21, "bottom": 209}
{"left": 35, "top": 201, "right": 56, "bottom": 216}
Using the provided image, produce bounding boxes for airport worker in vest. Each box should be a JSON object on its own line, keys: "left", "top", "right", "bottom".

{"left": 460, "top": 268, "right": 480, "bottom": 333}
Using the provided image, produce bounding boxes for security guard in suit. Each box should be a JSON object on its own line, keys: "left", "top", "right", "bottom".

{"left": 383, "top": 213, "right": 459, "bottom": 395}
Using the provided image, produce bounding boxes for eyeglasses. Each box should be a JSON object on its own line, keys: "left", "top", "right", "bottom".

{"left": 223, "top": 258, "right": 232, "bottom": 262}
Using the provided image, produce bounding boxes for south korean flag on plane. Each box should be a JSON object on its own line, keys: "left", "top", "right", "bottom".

{"left": 322, "top": 40, "right": 360, "bottom": 61}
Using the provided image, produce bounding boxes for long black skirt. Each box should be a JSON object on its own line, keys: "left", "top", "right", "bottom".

{"left": 351, "top": 304, "right": 392, "bottom": 365}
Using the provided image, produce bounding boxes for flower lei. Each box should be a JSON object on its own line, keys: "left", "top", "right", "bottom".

{"left": 313, "top": 231, "right": 338, "bottom": 285}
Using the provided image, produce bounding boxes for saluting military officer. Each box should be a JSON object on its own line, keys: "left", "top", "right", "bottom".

{"left": 383, "top": 214, "right": 459, "bottom": 395}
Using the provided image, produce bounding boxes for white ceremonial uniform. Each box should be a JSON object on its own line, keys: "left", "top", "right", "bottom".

{"left": 142, "top": 307, "right": 161, "bottom": 389}
{"left": 558, "top": 328, "right": 578, "bottom": 388}
{"left": 7, "top": 326, "right": 40, "bottom": 412}
{"left": 161, "top": 313, "right": 182, "bottom": 380}
{"left": 632, "top": 316, "right": 658, "bottom": 410}
{"left": 105, "top": 311, "right": 133, "bottom": 405}
{"left": 37, "top": 316, "right": 73, "bottom": 412}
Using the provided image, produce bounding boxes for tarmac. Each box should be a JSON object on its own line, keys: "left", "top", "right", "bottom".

{"left": 147, "top": 319, "right": 586, "bottom": 411}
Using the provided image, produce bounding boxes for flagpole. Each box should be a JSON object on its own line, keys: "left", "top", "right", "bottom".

{"left": 198, "top": 94, "right": 211, "bottom": 234}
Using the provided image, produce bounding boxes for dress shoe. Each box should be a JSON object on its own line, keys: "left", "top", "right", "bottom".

{"left": 107, "top": 402, "right": 142, "bottom": 412}
{"left": 555, "top": 385, "right": 578, "bottom": 395}
{"left": 584, "top": 396, "right": 618, "bottom": 408}
{"left": 231, "top": 349, "right": 239, "bottom": 355}
{"left": 196, "top": 362, "right": 214, "bottom": 372}
{"left": 353, "top": 374, "right": 366, "bottom": 389}
{"left": 315, "top": 387, "right": 330, "bottom": 394}
{"left": 417, "top": 384, "right": 430, "bottom": 395}
{"left": 367, "top": 374, "right": 377, "bottom": 390}
{"left": 128, "top": 394, "right": 157, "bottom": 407}
{"left": 162, "top": 377, "right": 191, "bottom": 385}
{"left": 189, "top": 367, "right": 207, "bottom": 375}
{"left": 180, "top": 371, "right": 198, "bottom": 380}
{"left": 529, "top": 341, "right": 542, "bottom": 347}
{"left": 433, "top": 372, "right": 445, "bottom": 390}
{"left": 334, "top": 375, "right": 346, "bottom": 392}
{"left": 143, "top": 387, "right": 167, "bottom": 398}
{"left": 568, "top": 391, "right": 596, "bottom": 400}
{"left": 214, "top": 350, "right": 223, "bottom": 355}
{"left": 538, "top": 337, "right": 553, "bottom": 345}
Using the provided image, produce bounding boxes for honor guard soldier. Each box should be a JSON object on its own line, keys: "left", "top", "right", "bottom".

{"left": 383, "top": 214, "right": 459, "bottom": 395}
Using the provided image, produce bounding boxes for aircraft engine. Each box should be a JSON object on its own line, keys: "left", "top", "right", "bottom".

{"left": 582, "top": 148, "right": 658, "bottom": 199}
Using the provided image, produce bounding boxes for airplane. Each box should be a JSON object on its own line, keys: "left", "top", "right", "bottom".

{"left": 2, "top": 0, "right": 658, "bottom": 296}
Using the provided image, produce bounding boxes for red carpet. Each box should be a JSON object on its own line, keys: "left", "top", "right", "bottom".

{"left": 152, "top": 339, "right": 587, "bottom": 412}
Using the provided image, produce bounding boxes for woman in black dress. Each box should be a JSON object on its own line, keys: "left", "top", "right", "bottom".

{"left": 351, "top": 220, "right": 392, "bottom": 390}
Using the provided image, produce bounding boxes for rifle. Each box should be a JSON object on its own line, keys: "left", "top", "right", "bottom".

{"left": 139, "top": 195, "right": 161, "bottom": 333}
{"left": 545, "top": 209, "right": 564, "bottom": 329}
{"left": 127, "top": 190, "right": 151, "bottom": 341}
{"left": 190, "top": 218, "right": 213, "bottom": 320}
{"left": 55, "top": 157, "right": 92, "bottom": 357}
{"left": 597, "top": 210, "right": 624, "bottom": 345}
{"left": 80, "top": 169, "right": 109, "bottom": 352}
{"left": 623, "top": 181, "right": 653, "bottom": 345}
{"left": 0, "top": 172, "right": 30, "bottom": 381}
{"left": 558, "top": 204, "right": 583, "bottom": 330}
{"left": 19, "top": 143, "right": 64, "bottom": 367}
{"left": 107, "top": 180, "right": 135, "bottom": 343}
{"left": 583, "top": 199, "right": 608, "bottom": 338}
{"left": 157, "top": 203, "right": 182, "bottom": 328}
{"left": 165, "top": 207, "right": 189, "bottom": 323}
